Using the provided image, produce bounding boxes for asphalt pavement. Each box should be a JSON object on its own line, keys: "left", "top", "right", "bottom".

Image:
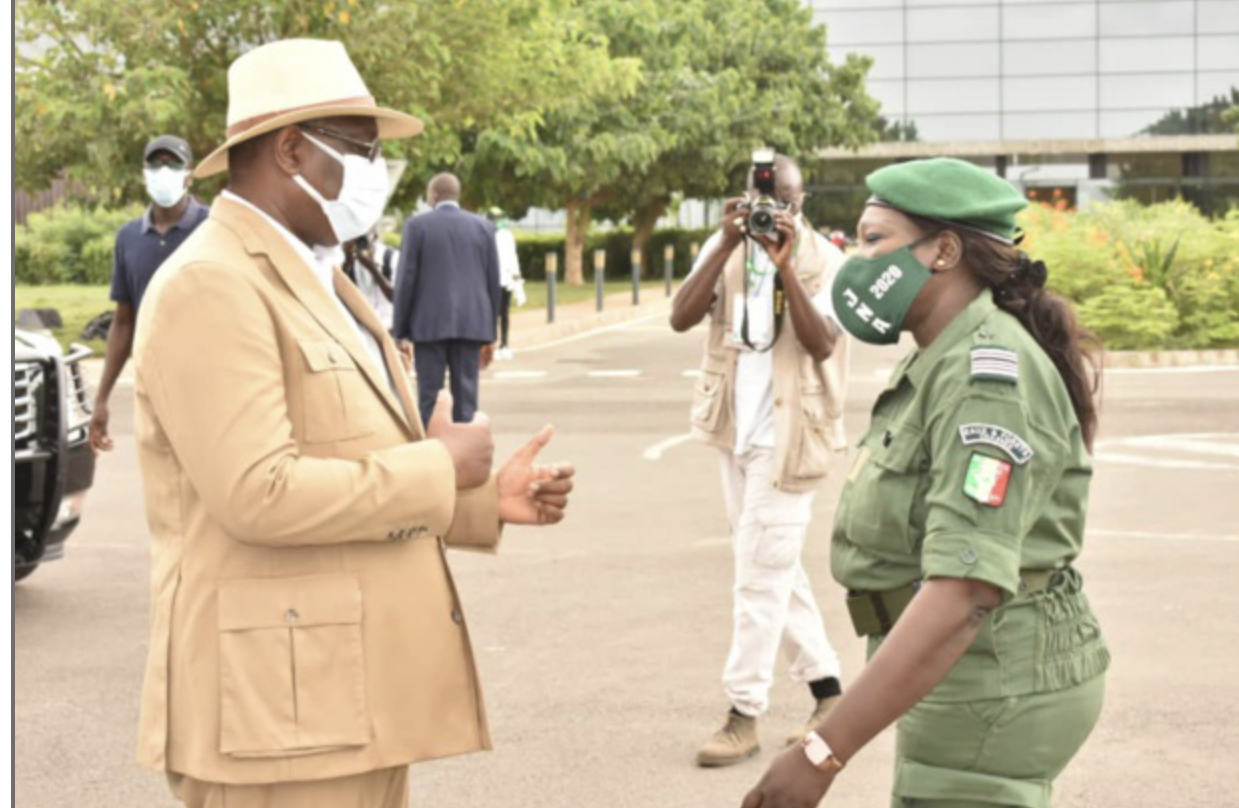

{"left": 14, "top": 315, "right": 1239, "bottom": 807}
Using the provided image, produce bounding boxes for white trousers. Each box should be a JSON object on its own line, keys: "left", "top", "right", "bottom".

{"left": 718, "top": 447, "right": 841, "bottom": 717}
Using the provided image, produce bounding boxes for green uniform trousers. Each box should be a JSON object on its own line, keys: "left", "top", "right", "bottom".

{"left": 891, "top": 674, "right": 1105, "bottom": 808}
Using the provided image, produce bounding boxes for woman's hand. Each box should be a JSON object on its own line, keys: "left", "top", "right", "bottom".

{"left": 740, "top": 744, "right": 835, "bottom": 808}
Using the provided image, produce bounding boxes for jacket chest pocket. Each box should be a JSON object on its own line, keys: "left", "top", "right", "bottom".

{"left": 844, "top": 427, "right": 927, "bottom": 556}
{"left": 217, "top": 574, "right": 372, "bottom": 758}
{"left": 297, "top": 340, "right": 375, "bottom": 444}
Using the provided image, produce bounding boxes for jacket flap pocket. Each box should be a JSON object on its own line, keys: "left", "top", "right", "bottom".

{"left": 298, "top": 340, "right": 355, "bottom": 373}
{"left": 218, "top": 575, "right": 362, "bottom": 631}
{"left": 873, "top": 427, "right": 924, "bottom": 473}
{"left": 696, "top": 369, "right": 723, "bottom": 396}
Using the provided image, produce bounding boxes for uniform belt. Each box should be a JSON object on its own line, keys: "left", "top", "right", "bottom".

{"left": 846, "top": 568, "right": 1062, "bottom": 638}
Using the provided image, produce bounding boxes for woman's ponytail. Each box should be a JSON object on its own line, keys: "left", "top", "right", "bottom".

{"left": 959, "top": 234, "right": 1102, "bottom": 450}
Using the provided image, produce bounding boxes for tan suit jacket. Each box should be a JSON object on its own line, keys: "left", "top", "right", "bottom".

{"left": 133, "top": 197, "right": 501, "bottom": 785}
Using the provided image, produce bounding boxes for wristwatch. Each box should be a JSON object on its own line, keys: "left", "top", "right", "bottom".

{"left": 801, "top": 730, "right": 845, "bottom": 775}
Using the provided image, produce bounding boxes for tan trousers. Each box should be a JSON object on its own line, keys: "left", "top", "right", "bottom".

{"left": 167, "top": 767, "right": 408, "bottom": 808}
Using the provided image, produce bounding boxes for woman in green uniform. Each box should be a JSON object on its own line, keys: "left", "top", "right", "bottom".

{"left": 740, "top": 158, "right": 1108, "bottom": 808}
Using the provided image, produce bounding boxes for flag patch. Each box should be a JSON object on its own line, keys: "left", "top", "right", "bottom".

{"left": 970, "top": 346, "right": 1019, "bottom": 384}
{"left": 963, "top": 452, "right": 1013, "bottom": 507}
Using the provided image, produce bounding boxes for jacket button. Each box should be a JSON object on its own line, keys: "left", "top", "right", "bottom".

{"left": 285, "top": 608, "right": 300, "bottom": 623}
{"left": 451, "top": 609, "right": 463, "bottom": 625}
{"left": 959, "top": 548, "right": 978, "bottom": 566}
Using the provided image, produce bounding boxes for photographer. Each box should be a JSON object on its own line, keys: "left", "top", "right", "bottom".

{"left": 671, "top": 152, "right": 852, "bottom": 768}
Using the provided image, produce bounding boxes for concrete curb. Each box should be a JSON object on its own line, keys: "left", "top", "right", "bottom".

{"left": 1103, "top": 349, "right": 1239, "bottom": 369}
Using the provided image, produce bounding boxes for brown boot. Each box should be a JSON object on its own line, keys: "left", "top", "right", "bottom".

{"left": 785, "top": 696, "right": 841, "bottom": 746}
{"left": 697, "top": 711, "right": 760, "bottom": 767}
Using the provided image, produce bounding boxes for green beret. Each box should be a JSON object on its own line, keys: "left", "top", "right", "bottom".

{"left": 865, "top": 157, "right": 1028, "bottom": 242}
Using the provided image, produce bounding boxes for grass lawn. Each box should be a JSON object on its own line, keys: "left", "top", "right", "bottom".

{"left": 14, "top": 285, "right": 112, "bottom": 355}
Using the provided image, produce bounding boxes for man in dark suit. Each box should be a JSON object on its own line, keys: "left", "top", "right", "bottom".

{"left": 393, "top": 173, "right": 502, "bottom": 426}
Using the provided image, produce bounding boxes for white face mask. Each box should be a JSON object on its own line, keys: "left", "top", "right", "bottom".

{"left": 293, "top": 131, "right": 389, "bottom": 244}
{"left": 144, "top": 167, "right": 189, "bottom": 208}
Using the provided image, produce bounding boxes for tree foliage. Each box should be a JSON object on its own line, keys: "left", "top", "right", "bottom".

{"left": 464, "top": 0, "right": 880, "bottom": 282}
{"left": 15, "top": 0, "right": 624, "bottom": 210}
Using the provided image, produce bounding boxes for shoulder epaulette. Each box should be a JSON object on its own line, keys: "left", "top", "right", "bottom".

{"left": 970, "top": 345, "right": 1019, "bottom": 384}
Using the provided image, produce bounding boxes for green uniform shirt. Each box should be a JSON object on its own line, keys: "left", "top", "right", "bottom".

{"left": 832, "top": 290, "right": 1108, "bottom": 702}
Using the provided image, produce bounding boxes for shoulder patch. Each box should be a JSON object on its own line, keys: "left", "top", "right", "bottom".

{"left": 959, "top": 423, "right": 1035, "bottom": 464}
{"left": 963, "top": 452, "right": 1013, "bottom": 507}
{"left": 970, "top": 345, "right": 1019, "bottom": 384}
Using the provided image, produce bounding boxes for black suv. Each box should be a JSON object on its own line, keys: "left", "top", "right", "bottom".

{"left": 14, "top": 328, "right": 97, "bottom": 582}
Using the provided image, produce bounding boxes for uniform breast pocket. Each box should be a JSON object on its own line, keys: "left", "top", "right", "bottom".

{"left": 844, "top": 428, "right": 926, "bottom": 555}
{"left": 297, "top": 340, "right": 375, "bottom": 444}
{"left": 217, "top": 574, "right": 372, "bottom": 758}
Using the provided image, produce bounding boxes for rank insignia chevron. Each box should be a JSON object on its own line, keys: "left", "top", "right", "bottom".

{"left": 970, "top": 345, "right": 1019, "bottom": 384}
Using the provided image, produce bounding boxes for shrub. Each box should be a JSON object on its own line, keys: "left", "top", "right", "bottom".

{"left": 1020, "top": 200, "right": 1239, "bottom": 349}
{"left": 15, "top": 203, "right": 145, "bottom": 285}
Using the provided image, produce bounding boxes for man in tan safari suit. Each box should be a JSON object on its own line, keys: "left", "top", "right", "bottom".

{"left": 671, "top": 155, "right": 849, "bottom": 767}
{"left": 132, "top": 39, "right": 575, "bottom": 807}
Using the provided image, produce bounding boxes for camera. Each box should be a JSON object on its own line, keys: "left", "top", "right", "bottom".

{"left": 742, "top": 148, "right": 783, "bottom": 238}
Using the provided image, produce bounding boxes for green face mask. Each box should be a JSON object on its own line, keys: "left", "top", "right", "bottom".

{"left": 831, "top": 237, "right": 936, "bottom": 345}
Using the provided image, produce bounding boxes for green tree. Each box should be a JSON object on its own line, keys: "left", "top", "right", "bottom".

{"left": 1224, "top": 103, "right": 1239, "bottom": 141}
{"left": 1139, "top": 88, "right": 1239, "bottom": 136}
{"left": 15, "top": 0, "right": 624, "bottom": 210}
{"left": 465, "top": 0, "right": 880, "bottom": 283}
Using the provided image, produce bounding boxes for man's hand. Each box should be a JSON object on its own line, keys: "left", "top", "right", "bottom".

{"left": 480, "top": 342, "right": 497, "bottom": 371}
{"left": 426, "top": 391, "right": 493, "bottom": 490}
{"left": 740, "top": 745, "right": 835, "bottom": 808}
{"left": 89, "top": 399, "right": 113, "bottom": 454}
{"left": 757, "top": 210, "right": 798, "bottom": 274}
{"left": 396, "top": 340, "right": 414, "bottom": 372}
{"left": 496, "top": 425, "right": 575, "bottom": 525}
{"left": 721, "top": 196, "right": 750, "bottom": 244}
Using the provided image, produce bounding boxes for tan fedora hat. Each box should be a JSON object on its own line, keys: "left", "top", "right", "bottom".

{"left": 195, "top": 38, "right": 422, "bottom": 178}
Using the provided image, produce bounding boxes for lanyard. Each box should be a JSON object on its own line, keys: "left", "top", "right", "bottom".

{"left": 739, "top": 230, "right": 799, "bottom": 352}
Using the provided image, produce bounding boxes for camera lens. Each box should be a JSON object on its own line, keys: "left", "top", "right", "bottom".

{"left": 749, "top": 209, "right": 775, "bottom": 236}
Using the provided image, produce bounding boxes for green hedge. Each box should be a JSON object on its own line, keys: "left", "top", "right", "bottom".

{"left": 17, "top": 199, "right": 1239, "bottom": 350}
{"left": 512, "top": 227, "right": 717, "bottom": 283}
{"left": 383, "top": 225, "right": 717, "bottom": 281}
{"left": 15, "top": 203, "right": 145, "bottom": 285}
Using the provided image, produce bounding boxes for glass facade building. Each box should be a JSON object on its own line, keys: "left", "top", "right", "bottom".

{"left": 806, "top": 0, "right": 1239, "bottom": 219}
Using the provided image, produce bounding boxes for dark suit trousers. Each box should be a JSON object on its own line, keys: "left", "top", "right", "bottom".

{"left": 414, "top": 340, "right": 484, "bottom": 427}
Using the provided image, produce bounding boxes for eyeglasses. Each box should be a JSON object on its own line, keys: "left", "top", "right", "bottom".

{"left": 297, "top": 123, "right": 383, "bottom": 161}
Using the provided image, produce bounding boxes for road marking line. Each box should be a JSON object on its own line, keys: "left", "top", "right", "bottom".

{"left": 588, "top": 369, "right": 641, "bottom": 378}
{"left": 692, "top": 537, "right": 731, "bottom": 548}
{"left": 1123, "top": 435, "right": 1239, "bottom": 459}
{"left": 1104, "top": 365, "right": 1239, "bottom": 375}
{"left": 493, "top": 370, "right": 548, "bottom": 380}
{"left": 1095, "top": 452, "right": 1239, "bottom": 472}
{"left": 516, "top": 311, "right": 668, "bottom": 353}
{"left": 643, "top": 432, "right": 694, "bottom": 461}
{"left": 1089, "top": 529, "right": 1239, "bottom": 543}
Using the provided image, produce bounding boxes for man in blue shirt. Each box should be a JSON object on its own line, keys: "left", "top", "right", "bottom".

{"left": 89, "top": 135, "right": 209, "bottom": 453}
